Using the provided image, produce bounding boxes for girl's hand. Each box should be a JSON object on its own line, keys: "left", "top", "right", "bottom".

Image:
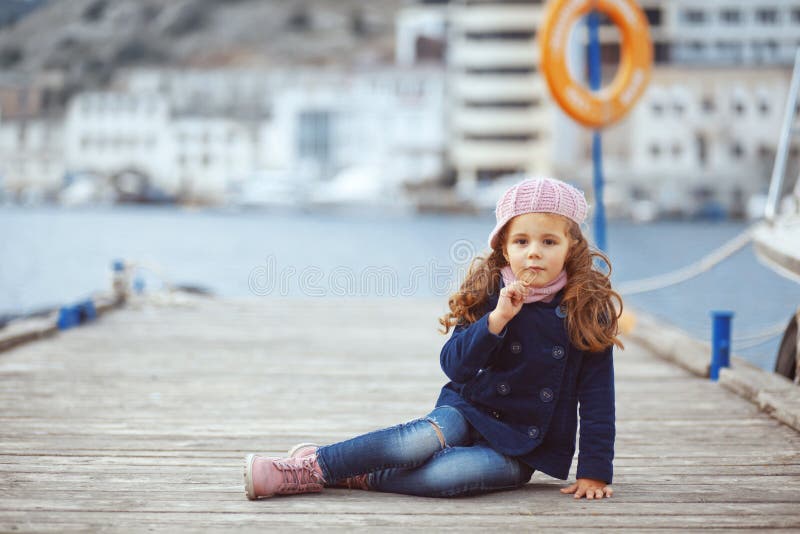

{"left": 487, "top": 274, "right": 536, "bottom": 334}
{"left": 560, "top": 478, "right": 613, "bottom": 500}
{"left": 496, "top": 279, "right": 532, "bottom": 319}
{"left": 488, "top": 282, "right": 526, "bottom": 333}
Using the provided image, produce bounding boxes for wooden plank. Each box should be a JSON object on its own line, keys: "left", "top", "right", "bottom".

{"left": 1, "top": 298, "right": 799, "bottom": 531}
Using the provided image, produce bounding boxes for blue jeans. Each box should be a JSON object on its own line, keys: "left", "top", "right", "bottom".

{"left": 315, "top": 405, "right": 534, "bottom": 498}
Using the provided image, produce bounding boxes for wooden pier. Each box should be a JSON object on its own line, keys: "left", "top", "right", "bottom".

{"left": 1, "top": 296, "right": 799, "bottom": 531}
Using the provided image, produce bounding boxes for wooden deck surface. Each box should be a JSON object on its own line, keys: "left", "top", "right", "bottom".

{"left": 1, "top": 297, "right": 799, "bottom": 532}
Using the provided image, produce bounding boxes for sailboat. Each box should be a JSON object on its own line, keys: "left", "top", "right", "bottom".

{"left": 751, "top": 49, "right": 800, "bottom": 384}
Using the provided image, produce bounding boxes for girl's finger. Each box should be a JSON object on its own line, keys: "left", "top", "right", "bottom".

{"left": 560, "top": 483, "right": 577, "bottom": 493}
{"left": 518, "top": 269, "right": 538, "bottom": 286}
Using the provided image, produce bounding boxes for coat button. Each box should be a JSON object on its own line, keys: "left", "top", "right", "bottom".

{"left": 555, "top": 304, "right": 567, "bottom": 318}
{"left": 527, "top": 426, "right": 540, "bottom": 439}
{"left": 510, "top": 341, "right": 522, "bottom": 354}
{"left": 551, "top": 345, "right": 565, "bottom": 359}
{"left": 496, "top": 382, "right": 511, "bottom": 396}
{"left": 539, "top": 388, "right": 554, "bottom": 403}
{"left": 491, "top": 410, "right": 502, "bottom": 420}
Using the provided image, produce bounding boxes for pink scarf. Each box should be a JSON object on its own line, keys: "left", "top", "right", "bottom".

{"left": 500, "top": 266, "right": 567, "bottom": 304}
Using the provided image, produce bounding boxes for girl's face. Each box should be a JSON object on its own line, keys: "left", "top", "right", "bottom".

{"left": 503, "top": 213, "right": 572, "bottom": 287}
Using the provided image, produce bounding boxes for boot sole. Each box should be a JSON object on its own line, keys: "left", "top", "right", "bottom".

{"left": 244, "top": 453, "right": 257, "bottom": 500}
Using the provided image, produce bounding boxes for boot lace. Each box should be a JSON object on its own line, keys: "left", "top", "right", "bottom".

{"left": 274, "top": 456, "right": 325, "bottom": 494}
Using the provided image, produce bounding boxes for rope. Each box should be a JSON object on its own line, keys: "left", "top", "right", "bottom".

{"left": 731, "top": 320, "right": 789, "bottom": 343}
{"left": 616, "top": 228, "right": 753, "bottom": 296}
{"left": 125, "top": 260, "right": 175, "bottom": 290}
{"left": 616, "top": 225, "right": 792, "bottom": 349}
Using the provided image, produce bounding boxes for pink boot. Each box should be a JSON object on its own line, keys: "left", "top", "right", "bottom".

{"left": 243, "top": 453, "right": 326, "bottom": 500}
{"left": 287, "top": 443, "right": 370, "bottom": 490}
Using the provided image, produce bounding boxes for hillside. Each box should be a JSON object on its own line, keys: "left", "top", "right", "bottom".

{"left": 0, "top": 0, "right": 408, "bottom": 88}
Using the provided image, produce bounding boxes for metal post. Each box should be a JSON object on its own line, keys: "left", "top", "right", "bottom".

{"left": 587, "top": 10, "right": 607, "bottom": 252}
{"left": 57, "top": 306, "right": 79, "bottom": 330}
{"left": 112, "top": 259, "right": 129, "bottom": 304}
{"left": 710, "top": 311, "right": 734, "bottom": 381}
{"left": 765, "top": 48, "right": 800, "bottom": 223}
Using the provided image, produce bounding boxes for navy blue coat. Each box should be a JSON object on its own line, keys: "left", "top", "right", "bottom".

{"left": 435, "top": 286, "right": 616, "bottom": 483}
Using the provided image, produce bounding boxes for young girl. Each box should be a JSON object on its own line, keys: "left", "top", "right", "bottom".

{"left": 244, "top": 176, "right": 623, "bottom": 500}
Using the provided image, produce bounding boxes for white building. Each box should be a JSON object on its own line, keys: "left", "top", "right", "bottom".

{"left": 64, "top": 92, "right": 175, "bottom": 197}
{"left": 0, "top": 72, "right": 67, "bottom": 201}
{"left": 171, "top": 116, "right": 257, "bottom": 201}
{"left": 0, "top": 117, "right": 63, "bottom": 201}
{"left": 55, "top": 66, "right": 446, "bottom": 205}
{"left": 601, "top": 0, "right": 800, "bottom": 66}
{"left": 400, "top": 0, "right": 581, "bottom": 192}
{"left": 267, "top": 67, "right": 445, "bottom": 188}
{"left": 583, "top": 66, "right": 797, "bottom": 218}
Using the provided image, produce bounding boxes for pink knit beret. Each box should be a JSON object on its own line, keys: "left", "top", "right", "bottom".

{"left": 488, "top": 176, "right": 589, "bottom": 249}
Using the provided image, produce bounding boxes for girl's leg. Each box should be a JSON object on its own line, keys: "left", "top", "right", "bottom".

{"left": 367, "top": 444, "right": 534, "bottom": 498}
{"left": 315, "top": 405, "right": 470, "bottom": 483}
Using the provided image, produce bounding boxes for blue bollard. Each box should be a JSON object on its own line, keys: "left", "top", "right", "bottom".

{"left": 57, "top": 305, "right": 79, "bottom": 330}
{"left": 710, "top": 311, "right": 734, "bottom": 381}
{"left": 78, "top": 300, "right": 97, "bottom": 323}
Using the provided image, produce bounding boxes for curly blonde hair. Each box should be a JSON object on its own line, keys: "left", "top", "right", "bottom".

{"left": 438, "top": 217, "right": 624, "bottom": 353}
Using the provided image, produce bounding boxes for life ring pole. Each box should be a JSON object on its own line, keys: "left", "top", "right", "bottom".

{"left": 587, "top": 11, "right": 607, "bottom": 252}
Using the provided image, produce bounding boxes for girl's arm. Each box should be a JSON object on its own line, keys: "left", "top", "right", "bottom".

{"left": 440, "top": 281, "right": 526, "bottom": 383}
{"left": 439, "top": 312, "right": 506, "bottom": 383}
{"left": 575, "top": 345, "right": 616, "bottom": 484}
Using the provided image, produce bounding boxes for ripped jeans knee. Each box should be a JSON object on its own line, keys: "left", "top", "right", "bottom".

{"left": 423, "top": 405, "right": 471, "bottom": 450}
{"left": 315, "top": 405, "right": 473, "bottom": 483}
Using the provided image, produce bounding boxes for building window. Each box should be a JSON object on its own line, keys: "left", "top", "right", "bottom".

{"left": 464, "top": 30, "right": 536, "bottom": 40}
{"left": 717, "top": 41, "right": 743, "bottom": 62}
{"left": 651, "top": 102, "right": 663, "bottom": 115}
{"left": 732, "top": 100, "right": 746, "bottom": 115}
{"left": 464, "top": 99, "right": 539, "bottom": 109}
{"left": 696, "top": 134, "right": 708, "bottom": 167}
{"left": 649, "top": 144, "right": 661, "bottom": 157}
{"left": 465, "top": 66, "right": 537, "bottom": 75}
{"left": 766, "top": 40, "right": 779, "bottom": 54}
{"left": 793, "top": 9, "right": 800, "bottom": 23}
{"left": 644, "top": 8, "right": 662, "bottom": 26}
{"left": 683, "top": 9, "right": 706, "bottom": 24}
{"left": 720, "top": 9, "right": 741, "bottom": 23}
{"left": 654, "top": 42, "right": 670, "bottom": 63}
{"left": 702, "top": 97, "right": 715, "bottom": 113}
{"left": 297, "top": 110, "right": 331, "bottom": 162}
{"left": 689, "top": 41, "right": 705, "bottom": 55}
{"left": 731, "top": 143, "right": 744, "bottom": 159}
{"left": 672, "top": 144, "right": 682, "bottom": 156}
{"left": 464, "top": 133, "right": 536, "bottom": 142}
{"left": 673, "top": 102, "right": 685, "bottom": 115}
{"left": 759, "top": 100, "right": 770, "bottom": 115}
{"left": 756, "top": 8, "right": 778, "bottom": 24}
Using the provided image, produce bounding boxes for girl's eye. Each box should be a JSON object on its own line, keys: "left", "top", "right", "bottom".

{"left": 514, "top": 239, "right": 527, "bottom": 244}
{"left": 544, "top": 239, "right": 556, "bottom": 246}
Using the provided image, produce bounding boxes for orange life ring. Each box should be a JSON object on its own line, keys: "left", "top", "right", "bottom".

{"left": 539, "top": 0, "right": 653, "bottom": 128}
